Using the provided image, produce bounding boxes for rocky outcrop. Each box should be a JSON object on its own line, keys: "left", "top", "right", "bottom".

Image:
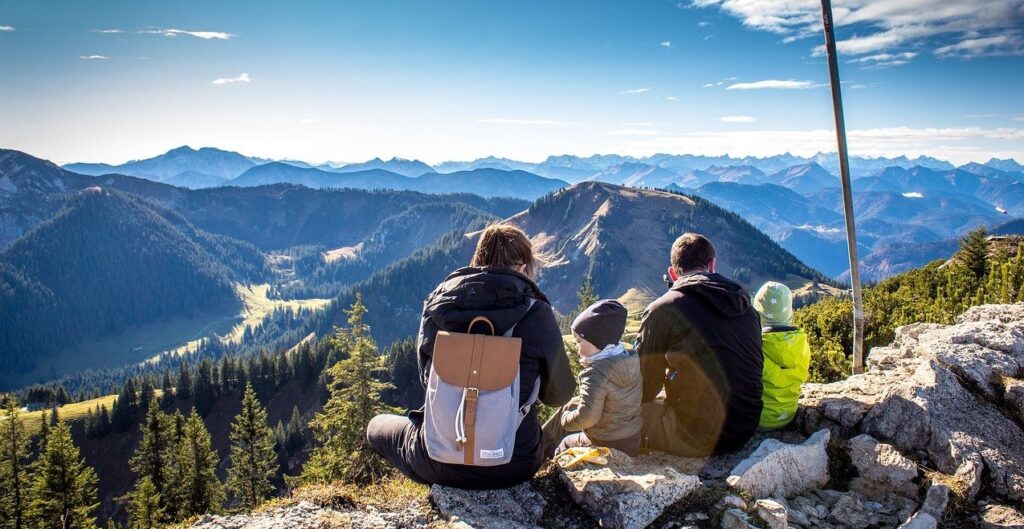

{"left": 430, "top": 483, "right": 546, "bottom": 529}
{"left": 187, "top": 303, "right": 1024, "bottom": 529}
{"left": 799, "top": 303, "right": 1024, "bottom": 502}
{"left": 557, "top": 449, "right": 701, "bottom": 529}
{"left": 726, "top": 429, "right": 831, "bottom": 498}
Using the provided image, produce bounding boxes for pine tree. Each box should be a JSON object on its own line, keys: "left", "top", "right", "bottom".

{"left": 27, "top": 422, "right": 99, "bottom": 529}
{"left": 177, "top": 362, "right": 193, "bottom": 401}
{"left": 302, "top": 294, "right": 396, "bottom": 484}
{"left": 577, "top": 273, "right": 599, "bottom": 310}
{"left": 226, "top": 384, "right": 277, "bottom": 511}
{"left": 179, "top": 410, "right": 223, "bottom": 517}
{"left": 162, "top": 411, "right": 187, "bottom": 522}
{"left": 128, "top": 400, "right": 168, "bottom": 520}
{"left": 1, "top": 400, "right": 31, "bottom": 529}
{"left": 956, "top": 227, "right": 989, "bottom": 280}
{"left": 285, "top": 406, "right": 304, "bottom": 453}
{"left": 36, "top": 415, "right": 51, "bottom": 455}
{"left": 122, "top": 477, "right": 163, "bottom": 529}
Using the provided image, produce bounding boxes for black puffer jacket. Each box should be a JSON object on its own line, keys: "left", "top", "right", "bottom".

{"left": 637, "top": 271, "right": 764, "bottom": 454}
{"left": 416, "top": 266, "right": 576, "bottom": 474}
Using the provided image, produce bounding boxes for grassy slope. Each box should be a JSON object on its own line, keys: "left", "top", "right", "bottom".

{"left": 8, "top": 284, "right": 331, "bottom": 389}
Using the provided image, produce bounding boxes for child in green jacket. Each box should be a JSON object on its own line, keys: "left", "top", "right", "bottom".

{"left": 753, "top": 282, "right": 810, "bottom": 430}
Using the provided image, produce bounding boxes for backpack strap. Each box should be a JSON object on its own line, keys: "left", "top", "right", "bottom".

{"left": 510, "top": 299, "right": 540, "bottom": 419}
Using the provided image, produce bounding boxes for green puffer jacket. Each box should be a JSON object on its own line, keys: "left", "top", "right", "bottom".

{"left": 561, "top": 347, "right": 643, "bottom": 442}
{"left": 759, "top": 327, "right": 811, "bottom": 430}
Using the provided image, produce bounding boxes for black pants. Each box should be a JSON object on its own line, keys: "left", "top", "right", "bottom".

{"left": 366, "top": 413, "right": 543, "bottom": 489}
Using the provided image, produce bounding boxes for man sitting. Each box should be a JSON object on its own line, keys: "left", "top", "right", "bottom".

{"left": 636, "top": 233, "right": 764, "bottom": 456}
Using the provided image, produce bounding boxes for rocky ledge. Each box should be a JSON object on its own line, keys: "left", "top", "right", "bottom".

{"left": 189, "top": 303, "right": 1024, "bottom": 529}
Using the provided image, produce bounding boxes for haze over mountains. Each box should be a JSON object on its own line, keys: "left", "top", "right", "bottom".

{"left": 57, "top": 145, "right": 1024, "bottom": 279}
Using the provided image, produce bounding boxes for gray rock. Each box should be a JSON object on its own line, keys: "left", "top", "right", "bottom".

{"left": 720, "top": 508, "right": 758, "bottom": 529}
{"left": 800, "top": 303, "right": 1024, "bottom": 502}
{"left": 715, "top": 494, "right": 749, "bottom": 511}
{"left": 754, "top": 499, "right": 788, "bottom": 529}
{"left": 431, "top": 483, "right": 545, "bottom": 529}
{"left": 184, "top": 500, "right": 430, "bottom": 529}
{"left": 814, "top": 490, "right": 844, "bottom": 508}
{"left": 978, "top": 503, "right": 1024, "bottom": 528}
{"left": 726, "top": 430, "right": 830, "bottom": 498}
{"left": 789, "top": 507, "right": 812, "bottom": 527}
{"left": 1005, "top": 378, "right": 1024, "bottom": 424}
{"left": 827, "top": 493, "right": 875, "bottom": 529}
{"left": 847, "top": 434, "right": 918, "bottom": 499}
{"left": 558, "top": 449, "right": 701, "bottom": 529}
{"left": 954, "top": 455, "right": 984, "bottom": 501}
{"left": 897, "top": 512, "right": 937, "bottom": 529}
{"left": 919, "top": 484, "right": 949, "bottom": 519}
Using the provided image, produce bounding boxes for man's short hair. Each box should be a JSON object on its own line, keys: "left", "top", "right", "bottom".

{"left": 671, "top": 233, "right": 716, "bottom": 272}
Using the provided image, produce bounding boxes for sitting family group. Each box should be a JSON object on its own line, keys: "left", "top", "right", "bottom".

{"left": 366, "top": 223, "right": 811, "bottom": 489}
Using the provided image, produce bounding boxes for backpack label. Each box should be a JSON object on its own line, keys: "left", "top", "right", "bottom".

{"left": 479, "top": 448, "right": 505, "bottom": 459}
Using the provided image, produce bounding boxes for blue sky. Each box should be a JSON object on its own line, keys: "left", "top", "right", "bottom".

{"left": 1, "top": 0, "right": 1022, "bottom": 165}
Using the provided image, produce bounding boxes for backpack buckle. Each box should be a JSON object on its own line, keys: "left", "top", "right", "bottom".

{"left": 465, "top": 387, "right": 479, "bottom": 400}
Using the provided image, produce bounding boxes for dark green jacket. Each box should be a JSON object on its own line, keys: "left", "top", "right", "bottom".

{"left": 561, "top": 347, "right": 642, "bottom": 442}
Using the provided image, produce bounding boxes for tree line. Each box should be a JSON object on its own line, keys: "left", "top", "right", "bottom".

{"left": 795, "top": 228, "right": 1024, "bottom": 382}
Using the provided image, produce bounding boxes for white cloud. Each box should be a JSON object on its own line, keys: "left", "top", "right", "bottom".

{"left": 902, "top": 191, "right": 924, "bottom": 198}
{"left": 935, "top": 33, "right": 1024, "bottom": 58}
{"left": 606, "top": 128, "right": 663, "bottom": 136}
{"left": 140, "top": 28, "right": 235, "bottom": 40}
{"left": 301, "top": 118, "right": 320, "bottom": 124}
{"left": 621, "top": 122, "right": 661, "bottom": 127}
{"left": 725, "top": 79, "right": 821, "bottom": 90}
{"left": 660, "top": 40, "right": 673, "bottom": 48}
{"left": 0, "top": 25, "right": 14, "bottom": 32}
{"left": 703, "top": 83, "right": 715, "bottom": 88}
{"left": 690, "top": 0, "right": 1024, "bottom": 60}
{"left": 719, "top": 115, "right": 758, "bottom": 122}
{"left": 963, "top": 113, "right": 1000, "bottom": 119}
{"left": 619, "top": 87, "right": 651, "bottom": 94}
{"left": 663, "top": 96, "right": 680, "bottom": 101}
{"left": 79, "top": 55, "right": 109, "bottom": 60}
{"left": 698, "top": 21, "right": 711, "bottom": 27}
{"left": 850, "top": 51, "right": 918, "bottom": 68}
{"left": 92, "top": 29, "right": 123, "bottom": 34}
{"left": 472, "top": 118, "right": 580, "bottom": 126}
{"left": 1015, "top": 115, "right": 1024, "bottom": 122}
{"left": 212, "top": 73, "right": 251, "bottom": 85}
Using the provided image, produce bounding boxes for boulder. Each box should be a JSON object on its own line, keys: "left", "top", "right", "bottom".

{"left": 798, "top": 303, "right": 1024, "bottom": 502}
{"left": 557, "top": 449, "right": 701, "bottom": 529}
{"left": 430, "top": 483, "right": 545, "bottom": 529}
{"left": 919, "top": 484, "right": 949, "bottom": 519}
{"left": 827, "top": 493, "right": 875, "bottom": 529}
{"left": 720, "top": 508, "right": 758, "bottom": 529}
{"left": 753, "top": 499, "right": 788, "bottom": 529}
{"left": 847, "top": 434, "right": 918, "bottom": 499}
{"left": 726, "top": 429, "right": 830, "bottom": 498}
{"left": 897, "top": 512, "right": 937, "bottom": 529}
{"left": 978, "top": 503, "right": 1024, "bottom": 529}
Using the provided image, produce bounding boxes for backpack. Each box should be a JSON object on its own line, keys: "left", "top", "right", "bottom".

{"left": 424, "top": 302, "right": 539, "bottom": 466}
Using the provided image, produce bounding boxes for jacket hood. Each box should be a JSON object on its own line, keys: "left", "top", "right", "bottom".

{"left": 424, "top": 266, "right": 550, "bottom": 334}
{"left": 671, "top": 271, "right": 752, "bottom": 318}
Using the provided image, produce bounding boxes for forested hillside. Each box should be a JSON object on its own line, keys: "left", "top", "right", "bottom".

{"left": 311, "top": 182, "right": 833, "bottom": 348}
{"left": 0, "top": 188, "right": 267, "bottom": 386}
{"left": 795, "top": 228, "right": 1024, "bottom": 382}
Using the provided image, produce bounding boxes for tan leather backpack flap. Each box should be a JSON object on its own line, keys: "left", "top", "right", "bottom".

{"left": 433, "top": 331, "right": 522, "bottom": 390}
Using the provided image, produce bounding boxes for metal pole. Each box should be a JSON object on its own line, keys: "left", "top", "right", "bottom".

{"left": 820, "top": 0, "right": 865, "bottom": 374}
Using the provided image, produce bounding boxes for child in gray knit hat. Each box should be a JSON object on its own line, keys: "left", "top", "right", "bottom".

{"left": 542, "top": 299, "right": 643, "bottom": 457}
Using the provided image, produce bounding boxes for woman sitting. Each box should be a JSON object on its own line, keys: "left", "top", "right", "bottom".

{"left": 366, "top": 223, "right": 575, "bottom": 489}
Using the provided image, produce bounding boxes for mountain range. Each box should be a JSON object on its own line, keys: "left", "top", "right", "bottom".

{"left": 39, "top": 147, "right": 1024, "bottom": 280}
{"left": 2, "top": 147, "right": 835, "bottom": 392}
